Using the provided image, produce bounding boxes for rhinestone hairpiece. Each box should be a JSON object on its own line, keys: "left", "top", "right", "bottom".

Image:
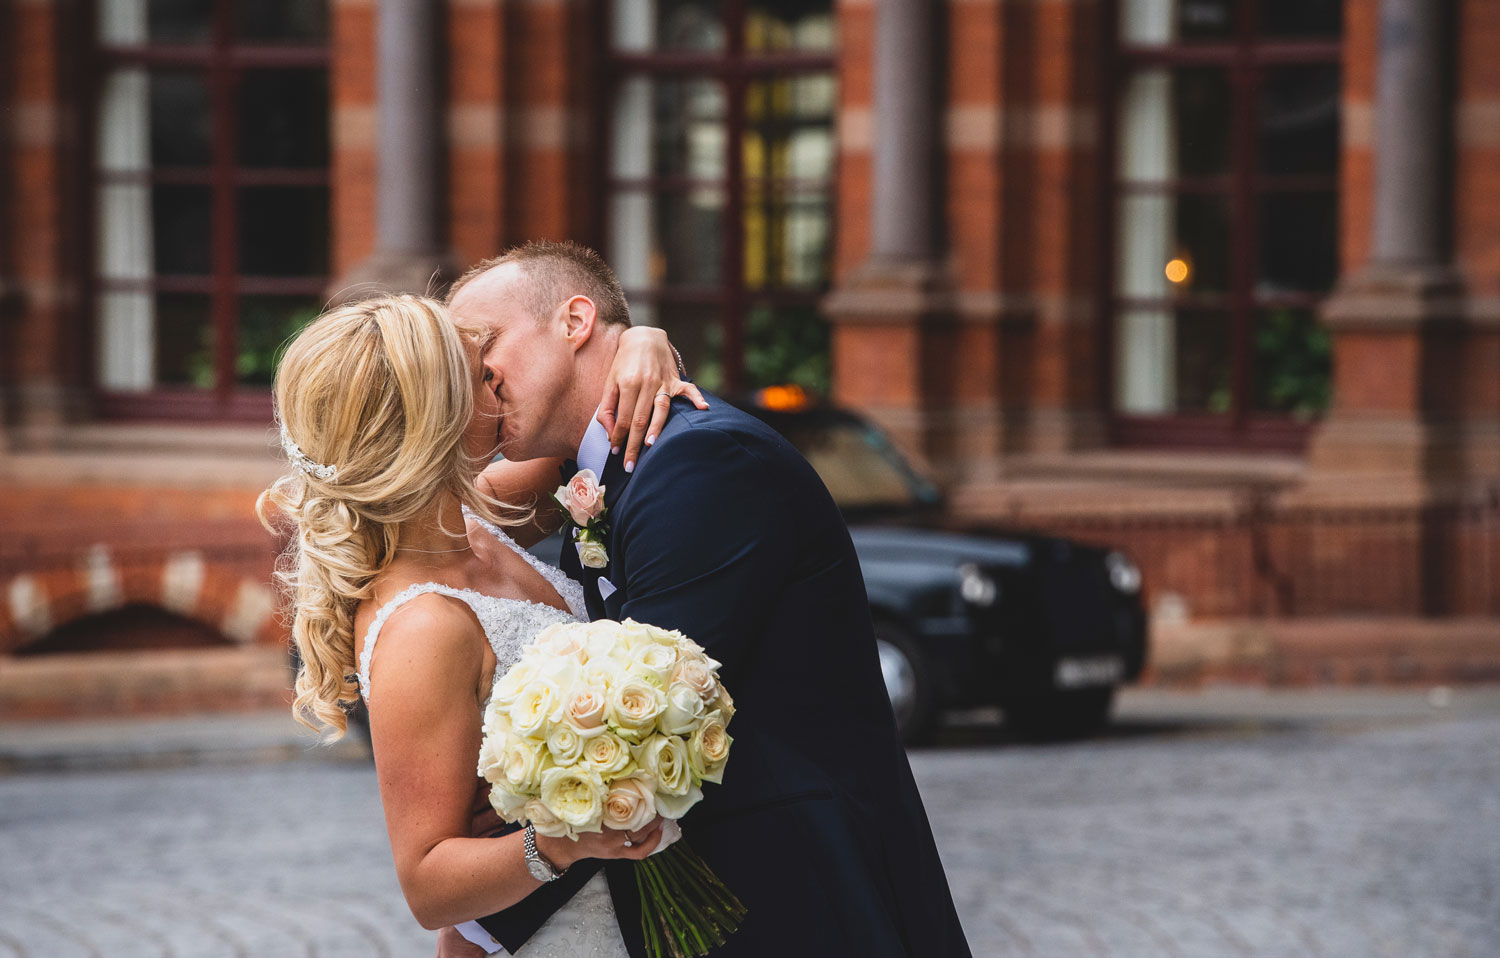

{"left": 280, "top": 424, "right": 339, "bottom": 482}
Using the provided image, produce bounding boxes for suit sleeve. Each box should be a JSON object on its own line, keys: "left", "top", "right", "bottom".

{"left": 614, "top": 426, "right": 793, "bottom": 681}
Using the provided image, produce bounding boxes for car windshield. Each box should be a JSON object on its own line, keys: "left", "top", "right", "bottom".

{"left": 774, "top": 417, "right": 942, "bottom": 511}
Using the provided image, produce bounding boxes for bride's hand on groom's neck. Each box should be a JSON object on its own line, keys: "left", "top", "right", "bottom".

{"left": 599, "top": 326, "right": 709, "bottom": 472}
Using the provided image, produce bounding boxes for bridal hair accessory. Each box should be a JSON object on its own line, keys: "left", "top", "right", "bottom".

{"left": 280, "top": 423, "right": 339, "bottom": 482}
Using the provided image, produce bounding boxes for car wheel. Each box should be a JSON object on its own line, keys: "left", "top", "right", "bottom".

{"left": 874, "top": 621, "right": 936, "bottom": 745}
{"left": 1003, "top": 687, "right": 1115, "bottom": 742}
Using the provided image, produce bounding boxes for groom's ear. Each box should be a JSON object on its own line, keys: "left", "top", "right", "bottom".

{"left": 561, "top": 294, "right": 598, "bottom": 353}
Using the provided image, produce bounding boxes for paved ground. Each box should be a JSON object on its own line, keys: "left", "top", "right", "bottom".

{"left": 0, "top": 686, "right": 1496, "bottom": 956}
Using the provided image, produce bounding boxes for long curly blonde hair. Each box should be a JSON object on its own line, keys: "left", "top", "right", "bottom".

{"left": 258, "top": 293, "right": 510, "bottom": 738}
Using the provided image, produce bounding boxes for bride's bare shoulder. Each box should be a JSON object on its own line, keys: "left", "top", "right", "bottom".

{"left": 355, "top": 583, "right": 487, "bottom": 697}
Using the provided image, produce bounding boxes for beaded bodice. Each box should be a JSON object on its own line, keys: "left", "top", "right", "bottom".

{"left": 357, "top": 507, "right": 586, "bottom": 702}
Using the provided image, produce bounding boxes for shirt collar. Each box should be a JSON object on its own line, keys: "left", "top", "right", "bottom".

{"left": 576, "top": 413, "right": 611, "bottom": 479}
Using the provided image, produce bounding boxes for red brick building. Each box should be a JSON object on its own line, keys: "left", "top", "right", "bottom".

{"left": 2, "top": 0, "right": 1497, "bottom": 715}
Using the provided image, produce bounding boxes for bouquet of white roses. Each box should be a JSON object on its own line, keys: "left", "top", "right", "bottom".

{"left": 479, "top": 618, "right": 745, "bottom": 958}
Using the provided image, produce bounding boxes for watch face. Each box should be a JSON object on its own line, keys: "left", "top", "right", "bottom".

{"left": 527, "top": 858, "right": 556, "bottom": 881}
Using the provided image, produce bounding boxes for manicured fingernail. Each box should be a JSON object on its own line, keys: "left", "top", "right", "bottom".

{"left": 645, "top": 434, "right": 655, "bottom": 446}
{"left": 624, "top": 460, "right": 635, "bottom": 474}
{"left": 611, "top": 446, "right": 620, "bottom": 455}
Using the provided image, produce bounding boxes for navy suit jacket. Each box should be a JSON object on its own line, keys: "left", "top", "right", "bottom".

{"left": 480, "top": 394, "right": 971, "bottom": 957}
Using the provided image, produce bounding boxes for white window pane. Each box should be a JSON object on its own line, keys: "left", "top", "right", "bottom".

{"left": 98, "top": 184, "right": 154, "bottom": 280}
{"left": 97, "top": 293, "right": 156, "bottom": 390}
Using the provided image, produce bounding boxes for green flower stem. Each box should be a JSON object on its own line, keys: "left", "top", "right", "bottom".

{"left": 669, "top": 859, "right": 735, "bottom": 939}
{"left": 636, "top": 866, "right": 664, "bottom": 958}
{"left": 654, "top": 856, "right": 728, "bottom": 946}
{"left": 647, "top": 856, "right": 710, "bottom": 928}
{"left": 640, "top": 860, "right": 692, "bottom": 956}
{"left": 643, "top": 858, "right": 709, "bottom": 955}
{"left": 668, "top": 844, "right": 748, "bottom": 921}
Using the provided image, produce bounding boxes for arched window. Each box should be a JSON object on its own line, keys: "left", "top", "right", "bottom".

{"left": 92, "top": 0, "right": 329, "bottom": 419}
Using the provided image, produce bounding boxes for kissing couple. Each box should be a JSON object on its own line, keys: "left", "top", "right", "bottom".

{"left": 263, "top": 241, "right": 972, "bottom": 957}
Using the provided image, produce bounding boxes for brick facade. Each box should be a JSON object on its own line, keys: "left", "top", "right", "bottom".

{"left": 1, "top": 0, "right": 1497, "bottom": 715}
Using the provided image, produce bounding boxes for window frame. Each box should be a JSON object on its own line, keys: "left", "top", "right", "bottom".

{"left": 597, "top": 0, "right": 837, "bottom": 394}
{"left": 1098, "top": 0, "right": 1342, "bottom": 450}
{"left": 87, "top": 0, "right": 330, "bottom": 422}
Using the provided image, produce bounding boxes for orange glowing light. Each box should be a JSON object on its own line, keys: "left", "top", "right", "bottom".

{"left": 1165, "top": 258, "right": 1191, "bottom": 284}
{"left": 756, "top": 384, "right": 810, "bottom": 411}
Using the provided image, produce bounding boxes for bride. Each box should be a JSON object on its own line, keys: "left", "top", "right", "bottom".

{"left": 258, "top": 292, "right": 699, "bottom": 955}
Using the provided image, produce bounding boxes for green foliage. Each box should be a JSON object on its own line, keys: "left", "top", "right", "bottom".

{"left": 236, "top": 299, "right": 322, "bottom": 385}
{"left": 1255, "top": 307, "right": 1331, "bottom": 418}
{"left": 743, "top": 303, "right": 830, "bottom": 393}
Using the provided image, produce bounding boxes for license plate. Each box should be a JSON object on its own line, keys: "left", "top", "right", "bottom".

{"left": 1054, "top": 655, "right": 1124, "bottom": 689}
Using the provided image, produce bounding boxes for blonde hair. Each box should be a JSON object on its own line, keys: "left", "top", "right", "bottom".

{"left": 258, "top": 293, "right": 512, "bottom": 738}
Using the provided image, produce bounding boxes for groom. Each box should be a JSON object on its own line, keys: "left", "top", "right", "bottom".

{"left": 446, "top": 241, "right": 971, "bottom": 957}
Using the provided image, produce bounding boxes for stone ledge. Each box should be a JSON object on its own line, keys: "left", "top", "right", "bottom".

{"left": 0, "top": 645, "right": 292, "bottom": 721}
{"left": 1146, "top": 617, "right": 1500, "bottom": 688}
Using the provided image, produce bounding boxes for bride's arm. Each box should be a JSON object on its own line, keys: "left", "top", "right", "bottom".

{"left": 475, "top": 326, "right": 707, "bottom": 548}
{"left": 368, "top": 598, "right": 664, "bottom": 929}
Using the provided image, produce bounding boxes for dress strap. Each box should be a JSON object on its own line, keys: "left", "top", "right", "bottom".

{"left": 357, "top": 582, "right": 481, "bottom": 701}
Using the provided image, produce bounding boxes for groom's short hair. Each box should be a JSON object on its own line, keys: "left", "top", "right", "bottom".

{"left": 448, "top": 240, "right": 631, "bottom": 328}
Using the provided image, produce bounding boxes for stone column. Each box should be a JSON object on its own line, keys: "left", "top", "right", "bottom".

{"left": 1303, "top": 0, "right": 1471, "bottom": 491}
{"left": 824, "top": 0, "right": 966, "bottom": 479}
{"left": 332, "top": 0, "right": 459, "bottom": 299}
{"left": 869, "top": 0, "right": 935, "bottom": 263}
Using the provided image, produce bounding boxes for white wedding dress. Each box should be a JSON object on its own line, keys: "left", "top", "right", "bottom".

{"left": 357, "top": 507, "right": 630, "bottom": 958}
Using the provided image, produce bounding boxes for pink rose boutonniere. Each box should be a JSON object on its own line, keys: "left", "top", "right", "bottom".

{"left": 555, "top": 468, "right": 610, "bottom": 569}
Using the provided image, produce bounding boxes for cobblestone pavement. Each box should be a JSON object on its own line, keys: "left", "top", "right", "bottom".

{"left": 0, "top": 688, "right": 1496, "bottom": 956}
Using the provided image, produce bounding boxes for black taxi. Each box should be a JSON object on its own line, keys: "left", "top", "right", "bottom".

{"left": 739, "top": 386, "right": 1148, "bottom": 743}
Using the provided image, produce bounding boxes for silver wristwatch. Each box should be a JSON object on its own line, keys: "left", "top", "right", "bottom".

{"left": 523, "top": 824, "right": 563, "bottom": 882}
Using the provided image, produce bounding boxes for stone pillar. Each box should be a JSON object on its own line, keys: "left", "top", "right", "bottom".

{"left": 1304, "top": 0, "right": 1474, "bottom": 493}
{"left": 331, "top": 0, "right": 459, "bottom": 299}
{"left": 825, "top": 0, "right": 967, "bottom": 479}
{"left": 870, "top": 0, "right": 935, "bottom": 263}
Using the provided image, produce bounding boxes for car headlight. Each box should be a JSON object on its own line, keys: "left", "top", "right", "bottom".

{"left": 1106, "top": 551, "right": 1142, "bottom": 594}
{"left": 957, "top": 563, "right": 999, "bottom": 607}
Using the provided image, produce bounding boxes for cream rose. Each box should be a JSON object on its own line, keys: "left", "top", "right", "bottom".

{"left": 637, "top": 734, "right": 692, "bottom": 797}
{"left": 607, "top": 680, "right": 666, "bottom": 739}
{"left": 510, "top": 680, "right": 561, "bottom": 739}
{"left": 652, "top": 782, "right": 703, "bottom": 820}
{"left": 539, "top": 766, "right": 606, "bottom": 833}
{"left": 536, "top": 651, "right": 582, "bottom": 697}
{"left": 616, "top": 619, "right": 658, "bottom": 649}
{"left": 602, "top": 775, "right": 658, "bottom": 833}
{"left": 660, "top": 682, "right": 706, "bottom": 736}
{"left": 534, "top": 623, "right": 585, "bottom": 659}
{"left": 562, "top": 684, "right": 606, "bottom": 731}
{"left": 581, "top": 731, "right": 633, "bottom": 777}
{"left": 670, "top": 656, "right": 718, "bottom": 704}
{"left": 501, "top": 739, "right": 547, "bottom": 792}
{"left": 525, "top": 797, "right": 571, "bottom": 839}
{"left": 711, "top": 684, "right": 736, "bottom": 721}
{"left": 546, "top": 723, "right": 584, "bottom": 765}
{"left": 481, "top": 701, "right": 514, "bottom": 739}
{"left": 629, "top": 642, "right": 678, "bottom": 682}
{"left": 578, "top": 538, "right": 609, "bottom": 570}
{"left": 477, "top": 733, "right": 507, "bottom": 784}
{"left": 491, "top": 659, "right": 539, "bottom": 709}
{"left": 582, "top": 658, "right": 624, "bottom": 691}
{"left": 689, "top": 710, "right": 732, "bottom": 785}
{"left": 489, "top": 782, "right": 528, "bottom": 822}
